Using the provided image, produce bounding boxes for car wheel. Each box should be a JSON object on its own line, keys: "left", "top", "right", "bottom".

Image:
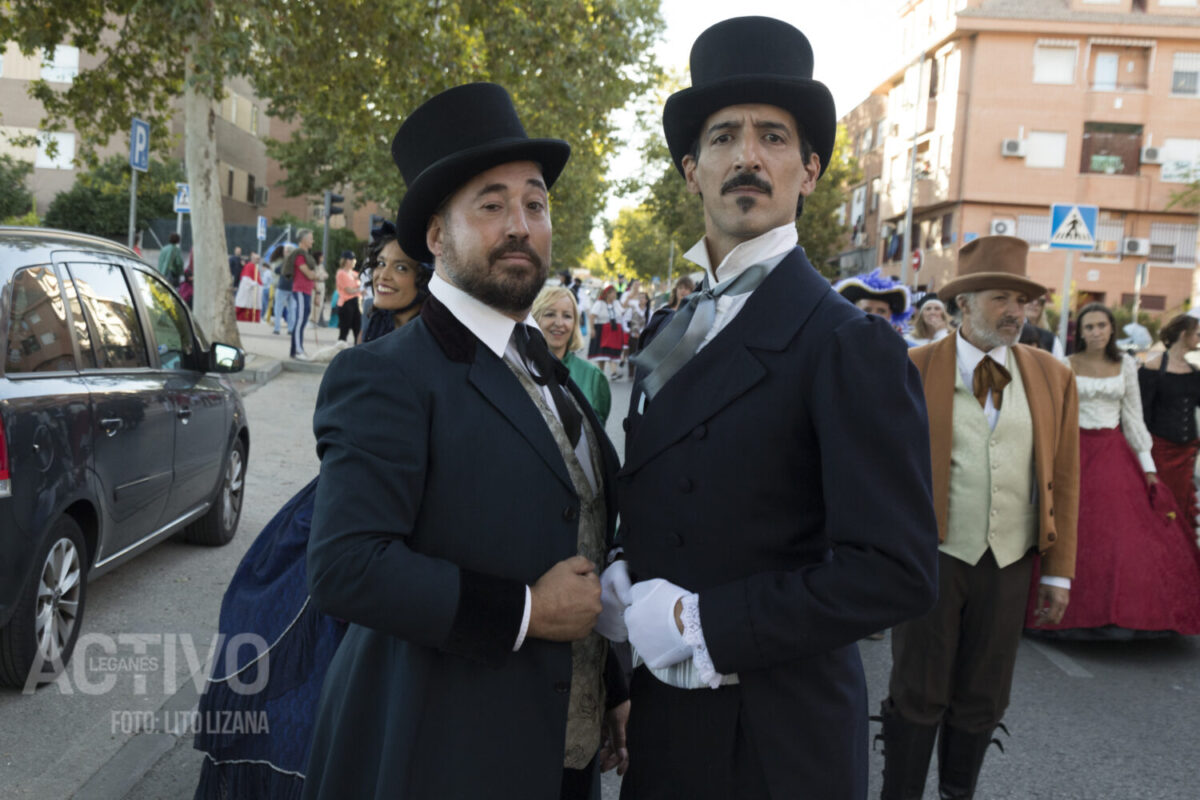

{"left": 0, "top": 515, "right": 88, "bottom": 688}
{"left": 184, "top": 436, "right": 245, "bottom": 546}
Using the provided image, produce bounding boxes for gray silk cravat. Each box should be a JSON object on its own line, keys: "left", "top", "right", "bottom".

{"left": 631, "top": 262, "right": 771, "bottom": 399}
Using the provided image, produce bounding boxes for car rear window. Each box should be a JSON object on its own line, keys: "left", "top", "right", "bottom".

{"left": 66, "top": 263, "right": 149, "bottom": 369}
{"left": 5, "top": 265, "right": 77, "bottom": 374}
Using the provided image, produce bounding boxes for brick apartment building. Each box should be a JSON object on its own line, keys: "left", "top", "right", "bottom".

{"left": 838, "top": 0, "right": 1200, "bottom": 316}
{"left": 0, "top": 42, "right": 381, "bottom": 245}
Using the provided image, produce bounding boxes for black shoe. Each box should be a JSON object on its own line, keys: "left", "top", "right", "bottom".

{"left": 875, "top": 699, "right": 939, "bottom": 800}
{"left": 937, "top": 722, "right": 1004, "bottom": 799}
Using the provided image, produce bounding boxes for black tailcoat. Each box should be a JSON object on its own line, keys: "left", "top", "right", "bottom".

{"left": 618, "top": 247, "right": 939, "bottom": 799}
{"left": 302, "top": 297, "right": 620, "bottom": 799}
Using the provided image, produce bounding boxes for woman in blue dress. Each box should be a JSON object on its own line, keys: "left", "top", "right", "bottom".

{"left": 193, "top": 222, "right": 431, "bottom": 799}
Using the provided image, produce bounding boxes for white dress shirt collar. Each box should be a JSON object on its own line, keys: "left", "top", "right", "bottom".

{"left": 684, "top": 223, "right": 798, "bottom": 286}
{"left": 429, "top": 272, "right": 539, "bottom": 358}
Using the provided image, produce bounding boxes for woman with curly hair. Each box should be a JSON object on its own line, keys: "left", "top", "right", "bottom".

{"left": 193, "top": 222, "right": 433, "bottom": 799}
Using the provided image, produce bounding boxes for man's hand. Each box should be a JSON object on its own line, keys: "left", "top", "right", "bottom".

{"left": 528, "top": 556, "right": 602, "bottom": 641}
{"left": 1033, "top": 584, "right": 1070, "bottom": 626}
{"left": 597, "top": 700, "right": 630, "bottom": 776}
{"left": 624, "top": 579, "right": 692, "bottom": 669}
{"left": 1145, "top": 472, "right": 1158, "bottom": 489}
{"left": 596, "top": 560, "right": 633, "bottom": 642}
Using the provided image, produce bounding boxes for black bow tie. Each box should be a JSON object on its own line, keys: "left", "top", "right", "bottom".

{"left": 514, "top": 325, "right": 581, "bottom": 448}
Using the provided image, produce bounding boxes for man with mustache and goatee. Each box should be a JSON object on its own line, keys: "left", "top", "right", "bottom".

{"left": 877, "top": 235, "right": 1078, "bottom": 800}
{"left": 304, "top": 83, "right": 628, "bottom": 799}
{"left": 594, "top": 17, "right": 938, "bottom": 800}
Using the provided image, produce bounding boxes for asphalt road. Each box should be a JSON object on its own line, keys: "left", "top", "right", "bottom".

{"left": 3, "top": 366, "right": 1199, "bottom": 799}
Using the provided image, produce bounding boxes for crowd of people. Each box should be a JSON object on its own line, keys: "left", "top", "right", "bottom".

{"left": 185, "top": 15, "right": 1198, "bottom": 800}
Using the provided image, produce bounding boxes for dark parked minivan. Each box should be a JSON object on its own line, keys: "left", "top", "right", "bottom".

{"left": 0, "top": 227, "right": 249, "bottom": 687}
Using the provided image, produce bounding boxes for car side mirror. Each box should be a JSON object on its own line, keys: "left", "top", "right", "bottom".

{"left": 209, "top": 343, "right": 245, "bottom": 373}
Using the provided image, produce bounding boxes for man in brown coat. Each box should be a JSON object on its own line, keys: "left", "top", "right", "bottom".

{"left": 879, "top": 235, "right": 1079, "bottom": 800}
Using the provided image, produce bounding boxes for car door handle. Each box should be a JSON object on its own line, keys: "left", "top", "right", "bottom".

{"left": 100, "top": 418, "right": 124, "bottom": 437}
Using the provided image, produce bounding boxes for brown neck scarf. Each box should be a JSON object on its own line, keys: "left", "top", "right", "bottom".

{"left": 973, "top": 356, "right": 1012, "bottom": 410}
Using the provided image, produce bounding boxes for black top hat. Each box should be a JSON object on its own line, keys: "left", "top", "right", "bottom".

{"left": 392, "top": 83, "right": 570, "bottom": 262}
{"left": 663, "top": 17, "right": 836, "bottom": 179}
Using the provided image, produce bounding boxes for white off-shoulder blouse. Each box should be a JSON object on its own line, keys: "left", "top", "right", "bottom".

{"left": 1074, "top": 354, "right": 1156, "bottom": 473}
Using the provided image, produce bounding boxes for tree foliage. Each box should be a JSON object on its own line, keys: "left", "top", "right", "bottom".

{"left": 252, "top": 0, "right": 664, "bottom": 271}
{"left": 598, "top": 204, "right": 674, "bottom": 285}
{"left": 43, "top": 155, "right": 183, "bottom": 237}
{"left": 0, "top": 155, "right": 35, "bottom": 221}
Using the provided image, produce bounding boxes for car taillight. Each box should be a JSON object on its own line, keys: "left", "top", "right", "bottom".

{"left": 0, "top": 414, "right": 10, "bottom": 498}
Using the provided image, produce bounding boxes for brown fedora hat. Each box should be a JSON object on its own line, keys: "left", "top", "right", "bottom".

{"left": 938, "top": 235, "right": 1046, "bottom": 302}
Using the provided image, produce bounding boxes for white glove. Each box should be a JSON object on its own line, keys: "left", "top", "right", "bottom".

{"left": 624, "top": 578, "right": 693, "bottom": 669}
{"left": 596, "top": 560, "right": 633, "bottom": 642}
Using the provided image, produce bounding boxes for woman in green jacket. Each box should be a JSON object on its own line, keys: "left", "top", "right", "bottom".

{"left": 533, "top": 285, "right": 612, "bottom": 424}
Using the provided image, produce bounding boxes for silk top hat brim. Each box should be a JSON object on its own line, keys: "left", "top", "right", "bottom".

{"left": 663, "top": 17, "right": 836, "bottom": 178}
{"left": 937, "top": 235, "right": 1047, "bottom": 301}
{"left": 392, "top": 83, "right": 570, "bottom": 263}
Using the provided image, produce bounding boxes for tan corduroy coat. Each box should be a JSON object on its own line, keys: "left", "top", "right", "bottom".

{"left": 909, "top": 334, "right": 1081, "bottom": 579}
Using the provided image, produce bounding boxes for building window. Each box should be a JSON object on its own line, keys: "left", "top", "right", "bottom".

{"left": 1121, "top": 293, "right": 1166, "bottom": 310}
{"left": 1149, "top": 223, "right": 1198, "bottom": 265}
{"left": 40, "top": 46, "right": 79, "bottom": 83}
{"left": 929, "top": 58, "right": 940, "bottom": 98}
{"left": 1026, "top": 131, "right": 1068, "bottom": 168}
{"left": 35, "top": 132, "right": 75, "bottom": 169}
{"left": 941, "top": 212, "right": 953, "bottom": 246}
{"left": 251, "top": 105, "right": 259, "bottom": 135}
{"left": 226, "top": 168, "right": 234, "bottom": 197}
{"left": 1161, "top": 138, "right": 1200, "bottom": 184}
{"left": 1160, "top": 0, "right": 1198, "bottom": 7}
{"left": 246, "top": 174, "right": 256, "bottom": 205}
{"left": 1017, "top": 214, "right": 1051, "bottom": 245}
{"left": 1172, "top": 53, "right": 1200, "bottom": 97}
{"left": 1080, "top": 122, "right": 1141, "bottom": 175}
{"left": 1033, "top": 44, "right": 1077, "bottom": 85}
{"left": 877, "top": 120, "right": 888, "bottom": 148}
{"left": 1084, "top": 214, "right": 1124, "bottom": 261}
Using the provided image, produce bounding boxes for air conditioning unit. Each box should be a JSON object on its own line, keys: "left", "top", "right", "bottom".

{"left": 990, "top": 218, "right": 1015, "bottom": 236}
{"left": 254, "top": 186, "right": 270, "bottom": 207}
{"left": 1001, "top": 139, "right": 1026, "bottom": 158}
{"left": 1123, "top": 237, "right": 1151, "bottom": 256}
{"left": 1140, "top": 146, "right": 1163, "bottom": 165}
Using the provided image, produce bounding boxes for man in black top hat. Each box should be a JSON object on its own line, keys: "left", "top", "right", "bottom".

{"left": 304, "top": 83, "right": 627, "bottom": 800}
{"left": 596, "top": 17, "right": 938, "bottom": 799}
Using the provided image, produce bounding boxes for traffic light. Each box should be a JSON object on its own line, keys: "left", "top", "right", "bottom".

{"left": 323, "top": 190, "right": 344, "bottom": 218}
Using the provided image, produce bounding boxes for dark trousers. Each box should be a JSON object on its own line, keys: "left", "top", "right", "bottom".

{"left": 560, "top": 754, "right": 599, "bottom": 800}
{"left": 620, "top": 667, "right": 770, "bottom": 800}
{"left": 337, "top": 297, "right": 361, "bottom": 343}
{"left": 888, "top": 550, "right": 1034, "bottom": 733}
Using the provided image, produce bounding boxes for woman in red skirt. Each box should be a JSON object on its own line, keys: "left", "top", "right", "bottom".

{"left": 1028, "top": 304, "right": 1200, "bottom": 638}
{"left": 1139, "top": 313, "right": 1200, "bottom": 548}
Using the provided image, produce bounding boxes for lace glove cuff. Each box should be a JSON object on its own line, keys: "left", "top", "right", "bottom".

{"left": 679, "top": 593, "right": 725, "bottom": 690}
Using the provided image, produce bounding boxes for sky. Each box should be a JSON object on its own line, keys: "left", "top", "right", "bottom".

{"left": 599, "top": 0, "right": 902, "bottom": 238}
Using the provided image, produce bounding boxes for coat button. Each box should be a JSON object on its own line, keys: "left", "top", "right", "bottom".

{"left": 563, "top": 507, "right": 578, "bottom": 522}
{"left": 1047, "top": 481, "right": 1053, "bottom": 490}
{"left": 1049, "top": 508, "right": 1054, "bottom": 517}
{"left": 678, "top": 477, "right": 693, "bottom": 493}
{"left": 692, "top": 424, "right": 707, "bottom": 440}
{"left": 554, "top": 681, "right": 570, "bottom": 694}
{"left": 1047, "top": 531, "right": 1057, "bottom": 542}
{"left": 671, "top": 532, "right": 684, "bottom": 547}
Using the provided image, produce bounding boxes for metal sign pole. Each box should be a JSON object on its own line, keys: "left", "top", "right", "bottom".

{"left": 128, "top": 169, "right": 139, "bottom": 249}
{"left": 1057, "top": 250, "right": 1074, "bottom": 347}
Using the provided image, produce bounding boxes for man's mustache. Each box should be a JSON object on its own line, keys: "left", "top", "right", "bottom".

{"left": 721, "top": 173, "right": 772, "bottom": 196}
{"left": 489, "top": 241, "right": 544, "bottom": 270}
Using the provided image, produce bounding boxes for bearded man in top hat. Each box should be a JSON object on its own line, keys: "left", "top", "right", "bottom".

{"left": 303, "top": 82, "right": 628, "bottom": 800}
{"left": 879, "top": 235, "right": 1079, "bottom": 800}
{"left": 593, "top": 17, "right": 939, "bottom": 800}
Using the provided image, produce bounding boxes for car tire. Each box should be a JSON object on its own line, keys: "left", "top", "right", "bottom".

{"left": 0, "top": 515, "right": 89, "bottom": 689}
{"left": 184, "top": 436, "right": 245, "bottom": 547}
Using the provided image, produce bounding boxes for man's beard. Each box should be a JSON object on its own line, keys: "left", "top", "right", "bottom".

{"left": 963, "top": 295, "right": 1022, "bottom": 349}
{"left": 441, "top": 232, "right": 549, "bottom": 315}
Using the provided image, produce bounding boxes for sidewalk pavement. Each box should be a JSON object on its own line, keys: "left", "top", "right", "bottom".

{"left": 233, "top": 316, "right": 343, "bottom": 387}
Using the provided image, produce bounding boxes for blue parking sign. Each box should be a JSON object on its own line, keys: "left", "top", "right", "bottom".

{"left": 129, "top": 118, "right": 150, "bottom": 172}
{"left": 257, "top": 216, "right": 267, "bottom": 241}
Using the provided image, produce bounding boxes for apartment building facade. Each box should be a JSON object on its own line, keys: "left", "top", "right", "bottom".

{"left": 838, "top": 0, "right": 1200, "bottom": 315}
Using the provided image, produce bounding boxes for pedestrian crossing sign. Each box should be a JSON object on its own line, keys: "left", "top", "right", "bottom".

{"left": 1049, "top": 203, "right": 1098, "bottom": 250}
